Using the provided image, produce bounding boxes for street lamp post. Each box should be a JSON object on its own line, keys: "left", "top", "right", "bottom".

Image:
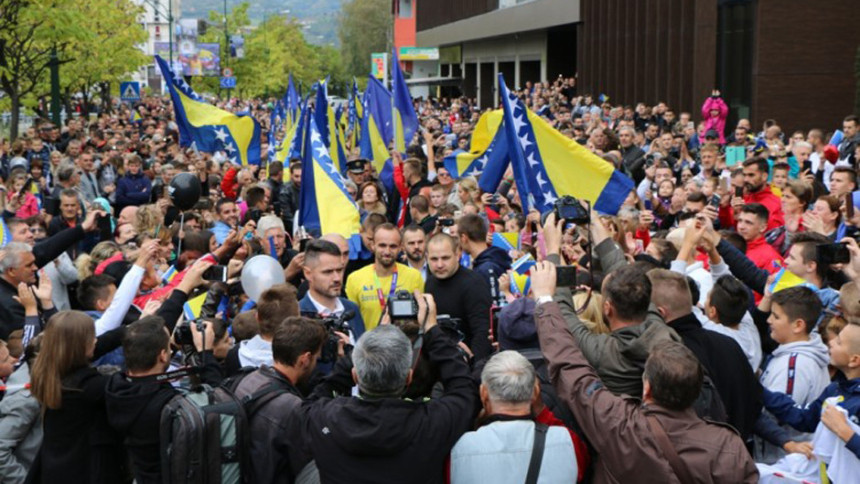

{"left": 168, "top": 0, "right": 174, "bottom": 66}
{"left": 50, "top": 47, "right": 61, "bottom": 126}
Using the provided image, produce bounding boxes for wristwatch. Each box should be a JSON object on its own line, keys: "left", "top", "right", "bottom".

{"left": 535, "top": 295, "right": 553, "bottom": 306}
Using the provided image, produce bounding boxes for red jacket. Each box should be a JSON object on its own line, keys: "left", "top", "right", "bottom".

{"left": 719, "top": 185, "right": 785, "bottom": 232}
{"left": 745, "top": 236, "right": 783, "bottom": 302}
{"left": 221, "top": 165, "right": 240, "bottom": 200}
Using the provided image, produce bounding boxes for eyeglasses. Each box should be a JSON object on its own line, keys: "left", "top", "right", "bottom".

{"left": 438, "top": 172, "right": 451, "bottom": 178}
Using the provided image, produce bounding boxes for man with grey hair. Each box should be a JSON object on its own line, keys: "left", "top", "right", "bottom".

{"left": 0, "top": 243, "right": 41, "bottom": 340}
{"left": 289, "top": 292, "right": 479, "bottom": 483}
{"left": 257, "top": 215, "right": 303, "bottom": 283}
{"left": 448, "top": 351, "right": 584, "bottom": 483}
{"left": 619, "top": 125, "right": 646, "bottom": 183}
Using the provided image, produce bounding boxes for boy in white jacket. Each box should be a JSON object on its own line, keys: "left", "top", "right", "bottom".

{"left": 754, "top": 285, "right": 831, "bottom": 463}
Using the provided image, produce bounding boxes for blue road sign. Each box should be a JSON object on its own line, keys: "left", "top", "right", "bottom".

{"left": 220, "top": 77, "right": 237, "bottom": 89}
{"left": 120, "top": 81, "right": 141, "bottom": 101}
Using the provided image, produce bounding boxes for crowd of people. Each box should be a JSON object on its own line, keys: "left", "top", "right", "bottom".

{"left": 0, "top": 74, "right": 859, "bottom": 483}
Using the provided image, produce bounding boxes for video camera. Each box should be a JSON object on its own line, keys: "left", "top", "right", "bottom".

{"left": 173, "top": 319, "right": 207, "bottom": 366}
{"left": 541, "top": 195, "right": 590, "bottom": 226}
{"left": 301, "top": 311, "right": 354, "bottom": 363}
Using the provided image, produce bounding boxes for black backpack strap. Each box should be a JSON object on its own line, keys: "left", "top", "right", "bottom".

{"left": 241, "top": 381, "right": 300, "bottom": 418}
{"left": 525, "top": 422, "right": 548, "bottom": 484}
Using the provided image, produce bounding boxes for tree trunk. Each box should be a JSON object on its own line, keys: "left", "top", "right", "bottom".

{"left": 63, "top": 87, "right": 73, "bottom": 121}
{"left": 9, "top": 92, "right": 20, "bottom": 141}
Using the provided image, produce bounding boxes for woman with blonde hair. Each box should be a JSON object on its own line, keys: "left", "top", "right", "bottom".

{"left": 574, "top": 291, "right": 609, "bottom": 334}
{"left": 74, "top": 241, "right": 122, "bottom": 280}
{"left": 133, "top": 203, "right": 164, "bottom": 235}
{"left": 28, "top": 311, "right": 126, "bottom": 483}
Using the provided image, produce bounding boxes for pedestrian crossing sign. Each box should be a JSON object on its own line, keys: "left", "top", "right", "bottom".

{"left": 120, "top": 81, "right": 140, "bottom": 101}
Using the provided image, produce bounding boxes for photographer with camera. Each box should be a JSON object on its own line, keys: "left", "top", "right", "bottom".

{"left": 299, "top": 238, "right": 366, "bottom": 343}
{"left": 424, "top": 232, "right": 493, "bottom": 360}
{"left": 289, "top": 292, "right": 479, "bottom": 484}
{"left": 105, "top": 316, "right": 222, "bottom": 484}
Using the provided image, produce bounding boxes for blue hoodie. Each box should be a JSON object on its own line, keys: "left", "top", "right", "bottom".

{"left": 473, "top": 246, "right": 512, "bottom": 292}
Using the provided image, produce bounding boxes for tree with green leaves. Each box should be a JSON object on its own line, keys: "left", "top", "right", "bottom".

{"left": 52, "top": 0, "right": 149, "bottom": 115}
{"left": 338, "top": 0, "right": 390, "bottom": 81}
{"left": 190, "top": 2, "right": 348, "bottom": 99}
{"left": 0, "top": 0, "right": 89, "bottom": 139}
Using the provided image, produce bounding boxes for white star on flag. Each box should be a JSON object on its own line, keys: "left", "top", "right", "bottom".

{"left": 315, "top": 145, "right": 328, "bottom": 158}
{"left": 519, "top": 134, "right": 532, "bottom": 150}
{"left": 543, "top": 192, "right": 558, "bottom": 205}
{"left": 225, "top": 144, "right": 236, "bottom": 154}
{"left": 512, "top": 113, "right": 527, "bottom": 132}
{"left": 536, "top": 172, "right": 548, "bottom": 188}
{"left": 310, "top": 130, "right": 322, "bottom": 144}
{"left": 229, "top": 156, "right": 238, "bottom": 164}
{"left": 214, "top": 129, "right": 228, "bottom": 143}
{"left": 527, "top": 153, "right": 539, "bottom": 167}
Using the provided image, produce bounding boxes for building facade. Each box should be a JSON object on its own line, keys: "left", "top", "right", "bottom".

{"left": 415, "top": 0, "right": 860, "bottom": 133}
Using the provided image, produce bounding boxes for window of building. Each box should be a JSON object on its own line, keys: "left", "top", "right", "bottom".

{"left": 500, "top": 0, "right": 536, "bottom": 9}
{"left": 717, "top": 0, "right": 754, "bottom": 126}
{"left": 398, "top": 0, "right": 412, "bottom": 18}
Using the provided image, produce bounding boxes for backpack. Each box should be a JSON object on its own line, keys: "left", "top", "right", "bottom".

{"left": 158, "top": 366, "right": 300, "bottom": 484}
{"left": 160, "top": 383, "right": 248, "bottom": 484}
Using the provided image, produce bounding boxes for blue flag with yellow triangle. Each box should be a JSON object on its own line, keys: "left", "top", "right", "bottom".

{"left": 155, "top": 55, "right": 261, "bottom": 166}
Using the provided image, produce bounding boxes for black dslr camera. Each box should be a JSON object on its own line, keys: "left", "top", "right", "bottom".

{"left": 541, "top": 195, "right": 590, "bottom": 226}
{"left": 174, "top": 319, "right": 205, "bottom": 347}
{"left": 388, "top": 290, "right": 419, "bottom": 321}
{"left": 436, "top": 315, "right": 464, "bottom": 342}
{"left": 300, "top": 311, "right": 354, "bottom": 364}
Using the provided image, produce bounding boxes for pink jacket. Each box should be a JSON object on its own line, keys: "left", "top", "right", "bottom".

{"left": 8, "top": 192, "right": 39, "bottom": 219}
{"left": 700, "top": 96, "right": 729, "bottom": 144}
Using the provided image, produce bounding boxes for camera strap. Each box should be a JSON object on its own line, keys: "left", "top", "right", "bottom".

{"left": 374, "top": 268, "right": 398, "bottom": 309}
{"left": 125, "top": 366, "right": 201, "bottom": 384}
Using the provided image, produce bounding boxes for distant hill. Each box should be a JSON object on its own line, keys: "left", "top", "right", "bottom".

{"left": 181, "top": 0, "right": 344, "bottom": 46}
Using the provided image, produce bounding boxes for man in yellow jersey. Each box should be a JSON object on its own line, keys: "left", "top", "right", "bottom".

{"left": 346, "top": 223, "right": 424, "bottom": 330}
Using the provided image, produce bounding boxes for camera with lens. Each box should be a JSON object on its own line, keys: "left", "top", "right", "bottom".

{"left": 436, "top": 315, "right": 464, "bottom": 342}
{"left": 321, "top": 312, "right": 352, "bottom": 363}
{"left": 174, "top": 319, "right": 205, "bottom": 347}
{"left": 301, "top": 311, "right": 354, "bottom": 363}
{"left": 388, "top": 290, "right": 419, "bottom": 321}
{"left": 541, "top": 195, "right": 590, "bottom": 226}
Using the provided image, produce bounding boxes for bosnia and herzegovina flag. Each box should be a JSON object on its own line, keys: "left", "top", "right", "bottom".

{"left": 155, "top": 55, "right": 261, "bottom": 166}
{"left": 283, "top": 74, "right": 300, "bottom": 123}
{"left": 444, "top": 109, "right": 509, "bottom": 183}
{"left": 183, "top": 292, "right": 207, "bottom": 321}
{"left": 298, "top": 116, "right": 362, "bottom": 257}
{"left": 391, "top": 49, "right": 418, "bottom": 153}
{"left": 359, "top": 75, "right": 395, "bottom": 191}
{"left": 496, "top": 73, "right": 633, "bottom": 215}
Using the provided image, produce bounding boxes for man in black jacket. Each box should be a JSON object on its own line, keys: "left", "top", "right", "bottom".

{"left": 231, "top": 316, "right": 327, "bottom": 483}
{"left": 0, "top": 209, "right": 105, "bottom": 338}
{"left": 619, "top": 126, "right": 647, "bottom": 183}
{"left": 105, "top": 316, "right": 222, "bottom": 484}
{"left": 278, "top": 161, "right": 301, "bottom": 233}
{"left": 647, "top": 269, "right": 762, "bottom": 441}
{"left": 288, "top": 294, "right": 479, "bottom": 484}
{"left": 424, "top": 233, "right": 493, "bottom": 360}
